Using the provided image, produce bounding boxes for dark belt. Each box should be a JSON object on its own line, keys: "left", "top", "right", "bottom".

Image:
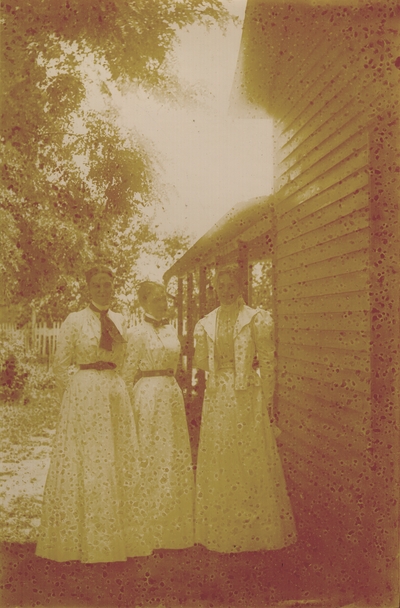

{"left": 137, "top": 368, "right": 174, "bottom": 378}
{"left": 80, "top": 361, "right": 117, "bottom": 371}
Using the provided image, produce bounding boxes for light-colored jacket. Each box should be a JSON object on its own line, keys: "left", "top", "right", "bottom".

{"left": 194, "top": 304, "right": 275, "bottom": 404}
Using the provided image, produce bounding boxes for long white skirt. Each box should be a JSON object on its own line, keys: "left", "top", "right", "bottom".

{"left": 36, "top": 369, "right": 152, "bottom": 563}
{"left": 131, "top": 376, "right": 194, "bottom": 550}
{"left": 195, "top": 369, "right": 297, "bottom": 553}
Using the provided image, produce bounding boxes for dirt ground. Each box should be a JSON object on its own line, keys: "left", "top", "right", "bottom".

{"left": 1, "top": 539, "right": 340, "bottom": 608}
{"left": 0, "top": 395, "right": 362, "bottom": 607}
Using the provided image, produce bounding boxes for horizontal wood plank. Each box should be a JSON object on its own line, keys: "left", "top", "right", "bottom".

{"left": 278, "top": 356, "right": 370, "bottom": 395}
{"left": 278, "top": 326, "right": 369, "bottom": 351}
{"left": 278, "top": 397, "right": 368, "bottom": 452}
{"left": 278, "top": 42, "right": 358, "bottom": 137}
{"left": 275, "top": 223, "right": 370, "bottom": 272}
{"left": 275, "top": 149, "right": 369, "bottom": 219}
{"left": 277, "top": 373, "right": 370, "bottom": 415}
{"left": 277, "top": 386, "right": 369, "bottom": 432}
{"left": 276, "top": 290, "right": 370, "bottom": 314}
{"left": 277, "top": 342, "right": 370, "bottom": 373}
{"left": 276, "top": 89, "right": 375, "bottom": 169}
{"left": 276, "top": 181, "right": 369, "bottom": 237}
{"left": 262, "top": 18, "right": 330, "bottom": 118}
{"left": 277, "top": 426, "right": 367, "bottom": 480}
{"left": 277, "top": 248, "right": 369, "bottom": 287}
{"left": 277, "top": 311, "right": 370, "bottom": 332}
{"left": 282, "top": 447, "right": 370, "bottom": 514}
{"left": 276, "top": 270, "right": 369, "bottom": 300}
{"left": 276, "top": 129, "right": 368, "bottom": 191}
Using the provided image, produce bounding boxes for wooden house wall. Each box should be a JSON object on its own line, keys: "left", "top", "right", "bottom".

{"left": 239, "top": 1, "right": 399, "bottom": 597}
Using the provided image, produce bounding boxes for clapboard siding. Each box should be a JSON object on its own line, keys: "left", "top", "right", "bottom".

{"left": 278, "top": 388, "right": 368, "bottom": 430}
{"left": 277, "top": 248, "right": 368, "bottom": 286}
{"left": 264, "top": 27, "right": 330, "bottom": 115}
{"left": 278, "top": 325, "right": 368, "bottom": 351}
{"left": 278, "top": 311, "right": 369, "bottom": 332}
{"left": 278, "top": 133, "right": 368, "bottom": 193}
{"left": 280, "top": 70, "right": 367, "bottom": 149}
{"left": 268, "top": 25, "right": 346, "bottom": 122}
{"left": 283, "top": 453, "right": 367, "bottom": 519}
{"left": 277, "top": 211, "right": 370, "bottom": 264}
{"left": 278, "top": 405, "right": 368, "bottom": 460}
{"left": 274, "top": 148, "right": 369, "bottom": 218}
{"left": 278, "top": 116, "right": 372, "bottom": 186}
{"left": 264, "top": 5, "right": 375, "bottom": 528}
{"left": 277, "top": 193, "right": 369, "bottom": 250}
{"left": 278, "top": 370, "right": 369, "bottom": 411}
{"left": 277, "top": 92, "right": 380, "bottom": 172}
{"left": 276, "top": 269, "right": 369, "bottom": 300}
{"left": 277, "top": 290, "right": 370, "bottom": 315}
{"left": 278, "top": 233, "right": 369, "bottom": 273}
{"left": 279, "top": 411, "right": 368, "bottom": 456}
{"left": 277, "top": 422, "right": 367, "bottom": 476}
{"left": 278, "top": 343, "right": 370, "bottom": 373}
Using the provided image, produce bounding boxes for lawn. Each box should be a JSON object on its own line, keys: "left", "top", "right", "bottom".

{"left": 0, "top": 383, "right": 59, "bottom": 543}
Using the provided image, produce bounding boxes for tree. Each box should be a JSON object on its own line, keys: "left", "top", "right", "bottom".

{"left": 0, "top": 0, "right": 233, "bottom": 320}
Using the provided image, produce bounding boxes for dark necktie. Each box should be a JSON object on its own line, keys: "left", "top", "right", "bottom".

{"left": 90, "top": 304, "right": 125, "bottom": 351}
{"left": 144, "top": 315, "right": 169, "bottom": 329}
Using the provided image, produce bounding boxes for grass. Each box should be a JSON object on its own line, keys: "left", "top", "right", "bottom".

{"left": 0, "top": 378, "right": 59, "bottom": 543}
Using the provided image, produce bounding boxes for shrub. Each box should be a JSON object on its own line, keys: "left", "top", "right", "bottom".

{"left": 0, "top": 332, "right": 55, "bottom": 404}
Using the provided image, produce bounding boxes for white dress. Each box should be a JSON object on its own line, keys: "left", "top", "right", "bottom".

{"left": 36, "top": 307, "right": 152, "bottom": 563}
{"left": 194, "top": 301, "right": 297, "bottom": 553}
{"left": 122, "top": 320, "right": 194, "bottom": 550}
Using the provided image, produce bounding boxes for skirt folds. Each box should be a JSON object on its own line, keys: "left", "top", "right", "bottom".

{"left": 195, "top": 369, "right": 297, "bottom": 553}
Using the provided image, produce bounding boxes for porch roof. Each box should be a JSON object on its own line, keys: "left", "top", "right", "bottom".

{"left": 163, "top": 194, "right": 274, "bottom": 283}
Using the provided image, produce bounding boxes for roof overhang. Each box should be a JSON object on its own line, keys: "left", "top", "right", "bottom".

{"left": 163, "top": 194, "right": 275, "bottom": 283}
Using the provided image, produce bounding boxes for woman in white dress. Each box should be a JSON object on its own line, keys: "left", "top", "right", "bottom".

{"left": 122, "top": 281, "right": 194, "bottom": 551}
{"left": 36, "top": 266, "right": 151, "bottom": 563}
{"left": 194, "top": 265, "right": 297, "bottom": 553}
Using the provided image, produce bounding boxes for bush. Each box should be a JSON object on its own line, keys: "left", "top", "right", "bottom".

{"left": 0, "top": 332, "right": 55, "bottom": 403}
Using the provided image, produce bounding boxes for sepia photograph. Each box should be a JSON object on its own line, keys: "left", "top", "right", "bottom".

{"left": 1, "top": 1, "right": 399, "bottom": 607}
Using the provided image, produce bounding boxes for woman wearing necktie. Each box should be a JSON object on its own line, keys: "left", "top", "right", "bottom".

{"left": 36, "top": 265, "right": 152, "bottom": 562}
{"left": 122, "top": 281, "right": 194, "bottom": 551}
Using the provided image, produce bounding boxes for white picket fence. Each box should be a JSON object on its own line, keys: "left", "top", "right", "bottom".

{"left": 0, "top": 313, "right": 144, "bottom": 359}
{"left": 33, "top": 322, "right": 63, "bottom": 358}
{"left": 0, "top": 321, "right": 62, "bottom": 358}
{"left": 0, "top": 308, "right": 179, "bottom": 362}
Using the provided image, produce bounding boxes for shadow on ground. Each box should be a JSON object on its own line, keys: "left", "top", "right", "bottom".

{"left": 1, "top": 540, "right": 357, "bottom": 608}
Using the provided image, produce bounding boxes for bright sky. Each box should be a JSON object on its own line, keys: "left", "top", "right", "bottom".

{"left": 114, "top": 0, "right": 273, "bottom": 244}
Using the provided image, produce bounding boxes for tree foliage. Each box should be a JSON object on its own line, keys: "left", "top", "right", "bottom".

{"left": 0, "top": 0, "right": 232, "bottom": 320}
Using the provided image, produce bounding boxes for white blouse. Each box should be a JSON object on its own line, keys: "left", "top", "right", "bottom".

{"left": 53, "top": 307, "right": 127, "bottom": 395}
{"left": 122, "top": 321, "right": 181, "bottom": 383}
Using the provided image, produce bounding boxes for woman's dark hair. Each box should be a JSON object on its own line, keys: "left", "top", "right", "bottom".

{"left": 137, "top": 281, "right": 165, "bottom": 306}
{"left": 214, "top": 264, "right": 241, "bottom": 287}
{"left": 85, "top": 265, "right": 114, "bottom": 285}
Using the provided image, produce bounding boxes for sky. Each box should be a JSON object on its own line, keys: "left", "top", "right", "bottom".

{"left": 114, "top": 0, "right": 274, "bottom": 244}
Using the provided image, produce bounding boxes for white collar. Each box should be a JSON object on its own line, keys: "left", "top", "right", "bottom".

{"left": 90, "top": 301, "right": 110, "bottom": 312}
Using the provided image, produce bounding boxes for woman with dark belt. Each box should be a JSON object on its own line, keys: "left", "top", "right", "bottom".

{"left": 122, "top": 281, "right": 194, "bottom": 551}
{"left": 36, "top": 265, "right": 151, "bottom": 563}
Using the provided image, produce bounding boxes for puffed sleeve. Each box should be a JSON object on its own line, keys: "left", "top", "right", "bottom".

{"left": 252, "top": 309, "right": 276, "bottom": 420}
{"left": 53, "top": 313, "right": 78, "bottom": 400}
{"left": 193, "top": 320, "right": 209, "bottom": 371}
{"left": 121, "top": 326, "right": 144, "bottom": 387}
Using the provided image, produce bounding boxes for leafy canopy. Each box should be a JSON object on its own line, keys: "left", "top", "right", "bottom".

{"left": 1, "top": 0, "right": 232, "bottom": 321}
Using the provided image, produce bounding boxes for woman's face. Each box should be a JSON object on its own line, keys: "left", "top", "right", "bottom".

{"left": 216, "top": 273, "right": 241, "bottom": 305}
{"left": 143, "top": 286, "right": 168, "bottom": 319}
{"left": 88, "top": 273, "right": 114, "bottom": 308}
